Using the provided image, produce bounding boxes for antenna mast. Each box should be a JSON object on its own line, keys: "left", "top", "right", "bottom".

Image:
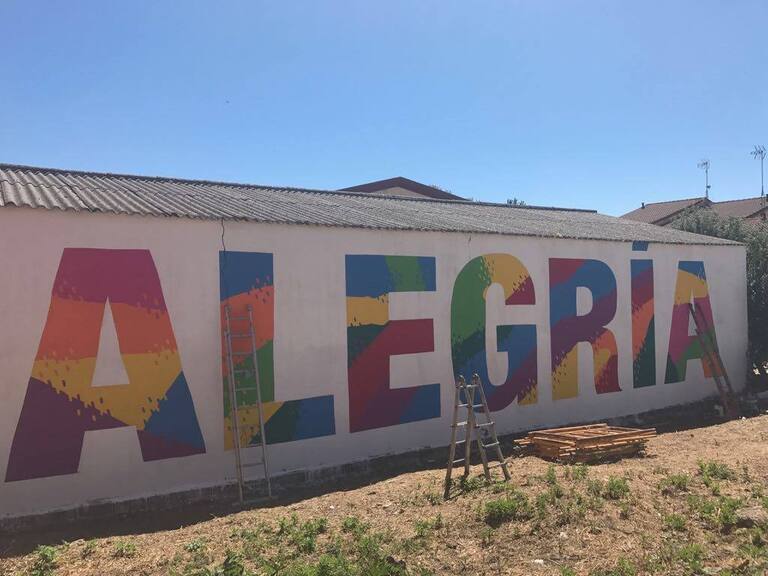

{"left": 697, "top": 159, "right": 711, "bottom": 199}
{"left": 751, "top": 145, "right": 766, "bottom": 202}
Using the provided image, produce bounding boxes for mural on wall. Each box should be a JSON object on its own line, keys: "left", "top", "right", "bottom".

{"left": 5, "top": 248, "right": 205, "bottom": 482}
{"left": 346, "top": 255, "right": 440, "bottom": 432}
{"left": 665, "top": 261, "right": 722, "bottom": 384}
{"left": 219, "top": 251, "right": 335, "bottom": 449}
{"left": 450, "top": 254, "right": 537, "bottom": 410}
{"left": 631, "top": 259, "right": 656, "bottom": 388}
{"left": 549, "top": 258, "right": 621, "bottom": 399}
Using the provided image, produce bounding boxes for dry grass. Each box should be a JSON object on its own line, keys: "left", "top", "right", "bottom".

{"left": 3, "top": 414, "right": 768, "bottom": 575}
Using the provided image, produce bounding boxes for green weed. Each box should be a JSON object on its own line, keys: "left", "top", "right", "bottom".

{"left": 483, "top": 489, "right": 533, "bottom": 526}
{"left": 113, "top": 539, "right": 137, "bottom": 558}
{"left": 29, "top": 545, "right": 58, "bottom": 576}
{"left": 659, "top": 473, "right": 690, "bottom": 494}
{"left": 603, "top": 477, "right": 630, "bottom": 500}
{"left": 664, "top": 513, "right": 687, "bottom": 531}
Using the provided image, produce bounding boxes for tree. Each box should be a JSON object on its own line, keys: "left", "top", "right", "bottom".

{"left": 671, "top": 207, "right": 768, "bottom": 373}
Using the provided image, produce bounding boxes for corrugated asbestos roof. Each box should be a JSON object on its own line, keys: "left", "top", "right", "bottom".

{"left": 0, "top": 164, "right": 739, "bottom": 245}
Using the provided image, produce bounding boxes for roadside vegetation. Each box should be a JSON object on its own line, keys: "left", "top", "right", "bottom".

{"left": 3, "top": 416, "right": 768, "bottom": 575}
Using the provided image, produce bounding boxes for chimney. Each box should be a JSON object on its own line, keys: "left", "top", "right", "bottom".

{"left": 641, "top": 202, "right": 645, "bottom": 209}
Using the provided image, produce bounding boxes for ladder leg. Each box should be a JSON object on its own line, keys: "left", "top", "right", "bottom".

{"left": 462, "top": 382, "right": 472, "bottom": 477}
{"left": 248, "top": 305, "right": 272, "bottom": 498}
{"left": 444, "top": 384, "right": 461, "bottom": 499}
{"left": 471, "top": 376, "right": 491, "bottom": 481}
{"left": 475, "top": 373, "right": 511, "bottom": 481}
{"left": 224, "top": 306, "right": 245, "bottom": 505}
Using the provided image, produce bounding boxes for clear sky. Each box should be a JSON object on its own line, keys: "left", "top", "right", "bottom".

{"left": 1, "top": 1, "right": 766, "bottom": 215}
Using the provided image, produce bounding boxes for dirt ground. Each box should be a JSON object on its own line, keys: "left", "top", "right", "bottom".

{"left": 3, "top": 414, "right": 768, "bottom": 576}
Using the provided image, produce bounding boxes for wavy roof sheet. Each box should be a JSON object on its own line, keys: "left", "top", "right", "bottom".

{"left": 0, "top": 164, "right": 738, "bottom": 246}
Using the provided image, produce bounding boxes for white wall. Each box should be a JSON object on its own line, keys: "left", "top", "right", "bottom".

{"left": 0, "top": 206, "right": 748, "bottom": 519}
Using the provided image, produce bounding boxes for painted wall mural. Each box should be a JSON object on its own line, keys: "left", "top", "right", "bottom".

{"left": 346, "top": 255, "right": 440, "bottom": 432}
{"left": 2, "top": 238, "right": 739, "bottom": 509}
{"left": 631, "top": 259, "right": 656, "bottom": 388}
{"left": 219, "top": 251, "right": 335, "bottom": 449}
{"left": 665, "top": 261, "right": 721, "bottom": 384}
{"left": 549, "top": 258, "right": 621, "bottom": 399}
{"left": 450, "top": 254, "right": 537, "bottom": 411}
{"left": 5, "top": 248, "right": 205, "bottom": 482}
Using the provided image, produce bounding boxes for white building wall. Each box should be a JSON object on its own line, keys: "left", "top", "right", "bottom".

{"left": 0, "top": 206, "right": 748, "bottom": 519}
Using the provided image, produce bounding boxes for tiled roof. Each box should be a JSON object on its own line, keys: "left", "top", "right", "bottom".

{"left": 0, "top": 164, "right": 738, "bottom": 245}
{"left": 711, "top": 196, "right": 768, "bottom": 219}
{"left": 621, "top": 197, "right": 710, "bottom": 225}
{"left": 340, "top": 177, "right": 464, "bottom": 200}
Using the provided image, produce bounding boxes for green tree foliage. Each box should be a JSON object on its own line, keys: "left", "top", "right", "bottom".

{"left": 671, "top": 208, "right": 768, "bottom": 371}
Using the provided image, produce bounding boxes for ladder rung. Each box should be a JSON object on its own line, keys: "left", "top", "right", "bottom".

{"left": 458, "top": 403, "right": 484, "bottom": 409}
{"left": 231, "top": 351, "right": 253, "bottom": 357}
{"left": 229, "top": 315, "right": 250, "bottom": 321}
{"left": 230, "top": 333, "right": 252, "bottom": 339}
{"left": 452, "top": 458, "right": 465, "bottom": 465}
{"left": 487, "top": 461, "right": 508, "bottom": 469}
{"left": 242, "top": 462, "right": 264, "bottom": 468}
{"left": 233, "top": 369, "right": 254, "bottom": 375}
{"left": 453, "top": 421, "right": 468, "bottom": 428}
{"left": 476, "top": 422, "right": 494, "bottom": 428}
{"left": 482, "top": 441, "right": 500, "bottom": 449}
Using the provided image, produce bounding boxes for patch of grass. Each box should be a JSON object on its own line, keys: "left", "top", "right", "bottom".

{"left": 215, "top": 549, "right": 251, "bottom": 576}
{"left": 676, "top": 543, "right": 705, "bottom": 574}
{"left": 618, "top": 501, "right": 632, "bottom": 520}
{"left": 572, "top": 464, "right": 589, "bottom": 481}
{"left": 587, "top": 478, "right": 604, "bottom": 498}
{"left": 292, "top": 518, "right": 328, "bottom": 554}
{"left": 603, "top": 477, "right": 630, "bottom": 500}
{"left": 413, "top": 514, "right": 443, "bottom": 538}
{"left": 80, "top": 539, "right": 96, "bottom": 559}
{"left": 664, "top": 513, "right": 687, "bottom": 531}
{"left": 341, "top": 516, "right": 368, "bottom": 536}
{"left": 687, "top": 494, "right": 742, "bottom": 531}
{"left": 659, "top": 473, "right": 690, "bottom": 494}
{"left": 479, "top": 526, "right": 494, "bottom": 548}
{"left": 424, "top": 491, "right": 441, "bottom": 505}
{"left": 698, "top": 459, "right": 735, "bottom": 481}
{"left": 561, "top": 568, "right": 576, "bottom": 576}
{"left": 457, "top": 475, "right": 486, "bottom": 494}
{"left": 545, "top": 464, "right": 558, "bottom": 485}
{"left": 483, "top": 489, "right": 533, "bottom": 526}
{"left": 29, "top": 545, "right": 58, "bottom": 576}
{"left": 590, "top": 557, "right": 637, "bottom": 576}
{"left": 113, "top": 539, "right": 137, "bottom": 558}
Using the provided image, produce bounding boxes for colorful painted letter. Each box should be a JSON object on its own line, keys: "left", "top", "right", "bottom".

{"left": 6, "top": 249, "right": 205, "bottom": 482}
{"left": 631, "top": 259, "right": 656, "bottom": 387}
{"left": 451, "top": 254, "right": 537, "bottom": 410}
{"left": 346, "top": 255, "right": 440, "bottom": 432}
{"left": 220, "top": 251, "right": 335, "bottom": 449}
{"left": 665, "top": 261, "right": 721, "bottom": 383}
{"left": 549, "top": 258, "right": 620, "bottom": 399}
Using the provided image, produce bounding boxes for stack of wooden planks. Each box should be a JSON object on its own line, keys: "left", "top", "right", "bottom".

{"left": 516, "top": 423, "right": 656, "bottom": 463}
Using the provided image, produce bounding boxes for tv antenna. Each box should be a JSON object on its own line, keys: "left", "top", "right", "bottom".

{"left": 751, "top": 145, "right": 766, "bottom": 201}
{"left": 697, "top": 159, "right": 711, "bottom": 199}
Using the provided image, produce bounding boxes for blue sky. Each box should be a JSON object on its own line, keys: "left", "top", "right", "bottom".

{"left": 1, "top": 1, "right": 766, "bottom": 215}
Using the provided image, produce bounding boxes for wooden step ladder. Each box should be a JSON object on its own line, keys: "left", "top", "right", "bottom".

{"left": 689, "top": 301, "right": 740, "bottom": 419}
{"left": 224, "top": 304, "right": 272, "bottom": 504}
{"left": 444, "top": 374, "right": 511, "bottom": 499}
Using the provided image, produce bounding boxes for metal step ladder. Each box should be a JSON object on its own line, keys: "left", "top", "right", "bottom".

{"left": 224, "top": 304, "right": 272, "bottom": 504}
{"left": 689, "top": 302, "right": 740, "bottom": 419}
{"left": 444, "top": 373, "right": 511, "bottom": 499}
